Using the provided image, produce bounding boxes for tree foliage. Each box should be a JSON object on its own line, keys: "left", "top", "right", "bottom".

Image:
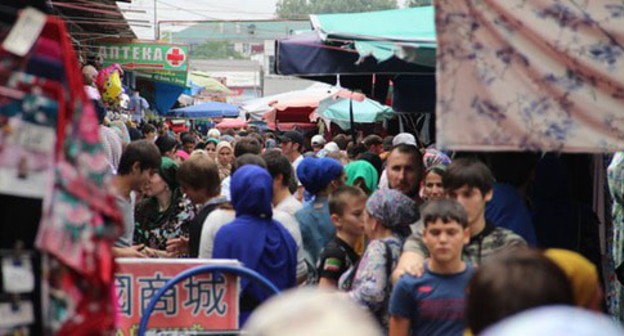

{"left": 190, "top": 41, "right": 245, "bottom": 60}
{"left": 406, "top": 0, "right": 432, "bottom": 7}
{"left": 276, "top": 0, "right": 397, "bottom": 19}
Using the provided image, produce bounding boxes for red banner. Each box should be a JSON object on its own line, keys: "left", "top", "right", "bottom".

{"left": 115, "top": 259, "right": 240, "bottom": 335}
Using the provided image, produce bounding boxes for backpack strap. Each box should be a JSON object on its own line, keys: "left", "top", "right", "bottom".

{"left": 383, "top": 240, "right": 393, "bottom": 280}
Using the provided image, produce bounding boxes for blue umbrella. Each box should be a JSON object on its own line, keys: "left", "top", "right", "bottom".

{"left": 168, "top": 101, "right": 239, "bottom": 118}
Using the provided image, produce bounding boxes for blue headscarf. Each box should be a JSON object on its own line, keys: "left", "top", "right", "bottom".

{"left": 296, "top": 157, "right": 344, "bottom": 194}
{"left": 212, "top": 165, "right": 297, "bottom": 324}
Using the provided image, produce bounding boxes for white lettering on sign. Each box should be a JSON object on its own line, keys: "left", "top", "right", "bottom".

{"left": 110, "top": 47, "right": 120, "bottom": 59}
{"left": 142, "top": 47, "right": 152, "bottom": 61}
{"left": 132, "top": 47, "right": 140, "bottom": 60}
{"left": 98, "top": 46, "right": 107, "bottom": 59}
{"left": 121, "top": 46, "right": 130, "bottom": 59}
{"left": 154, "top": 48, "right": 163, "bottom": 62}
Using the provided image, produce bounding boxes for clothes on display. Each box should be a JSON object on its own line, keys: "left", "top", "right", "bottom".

{"left": 0, "top": 8, "right": 122, "bottom": 335}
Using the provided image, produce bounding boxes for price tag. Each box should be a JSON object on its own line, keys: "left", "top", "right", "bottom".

{"left": 0, "top": 301, "right": 34, "bottom": 329}
{"left": 2, "top": 256, "right": 35, "bottom": 294}
{"left": 2, "top": 7, "right": 47, "bottom": 57}
{"left": 14, "top": 121, "right": 55, "bottom": 154}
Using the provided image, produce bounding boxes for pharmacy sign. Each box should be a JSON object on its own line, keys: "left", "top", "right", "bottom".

{"left": 96, "top": 40, "right": 189, "bottom": 72}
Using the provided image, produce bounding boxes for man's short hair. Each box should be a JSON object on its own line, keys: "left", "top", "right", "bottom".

{"left": 329, "top": 186, "right": 366, "bottom": 216}
{"left": 117, "top": 140, "right": 161, "bottom": 175}
{"left": 443, "top": 158, "right": 494, "bottom": 195}
{"left": 421, "top": 199, "right": 468, "bottom": 228}
{"left": 181, "top": 134, "right": 196, "bottom": 145}
{"left": 231, "top": 154, "right": 267, "bottom": 177}
{"left": 388, "top": 144, "right": 426, "bottom": 185}
{"left": 262, "top": 150, "right": 293, "bottom": 187}
{"left": 467, "top": 250, "right": 574, "bottom": 334}
{"left": 346, "top": 142, "right": 368, "bottom": 160}
{"left": 234, "top": 137, "right": 262, "bottom": 157}
{"left": 142, "top": 123, "right": 156, "bottom": 135}
{"left": 363, "top": 135, "right": 383, "bottom": 148}
{"left": 177, "top": 155, "right": 221, "bottom": 196}
{"left": 154, "top": 135, "right": 177, "bottom": 155}
{"left": 332, "top": 134, "right": 349, "bottom": 151}
{"left": 382, "top": 136, "right": 394, "bottom": 151}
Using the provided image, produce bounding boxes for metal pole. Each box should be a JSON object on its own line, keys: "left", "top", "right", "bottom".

{"left": 349, "top": 98, "right": 356, "bottom": 142}
{"left": 153, "top": 0, "right": 157, "bottom": 40}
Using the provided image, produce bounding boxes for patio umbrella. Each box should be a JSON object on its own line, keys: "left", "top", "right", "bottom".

{"left": 168, "top": 101, "right": 239, "bottom": 118}
{"left": 315, "top": 95, "right": 394, "bottom": 131}
{"left": 189, "top": 72, "right": 232, "bottom": 94}
{"left": 216, "top": 118, "right": 248, "bottom": 130}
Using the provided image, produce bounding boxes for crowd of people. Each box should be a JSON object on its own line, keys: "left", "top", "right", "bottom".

{"left": 91, "top": 107, "right": 623, "bottom": 335}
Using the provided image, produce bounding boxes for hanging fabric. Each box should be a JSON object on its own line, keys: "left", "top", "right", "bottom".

{"left": 0, "top": 12, "right": 126, "bottom": 335}
{"left": 436, "top": 0, "right": 624, "bottom": 153}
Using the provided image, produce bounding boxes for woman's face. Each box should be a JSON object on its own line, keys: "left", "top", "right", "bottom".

{"left": 205, "top": 142, "right": 217, "bottom": 159}
{"left": 146, "top": 172, "right": 168, "bottom": 197}
{"left": 423, "top": 171, "right": 445, "bottom": 201}
{"left": 218, "top": 147, "right": 233, "bottom": 166}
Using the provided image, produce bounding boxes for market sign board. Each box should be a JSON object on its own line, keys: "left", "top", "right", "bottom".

{"left": 97, "top": 40, "right": 189, "bottom": 72}
{"left": 135, "top": 70, "right": 188, "bottom": 86}
{"left": 114, "top": 258, "right": 240, "bottom": 336}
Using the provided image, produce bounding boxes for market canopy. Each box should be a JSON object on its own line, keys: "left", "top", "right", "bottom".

{"left": 168, "top": 101, "right": 239, "bottom": 118}
{"left": 189, "top": 71, "right": 231, "bottom": 94}
{"left": 310, "top": 6, "right": 436, "bottom": 67}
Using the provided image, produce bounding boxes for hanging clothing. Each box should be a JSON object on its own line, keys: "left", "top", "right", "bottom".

{"left": 607, "top": 153, "right": 624, "bottom": 320}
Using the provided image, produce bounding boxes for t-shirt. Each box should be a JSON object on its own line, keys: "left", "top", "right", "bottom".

{"left": 403, "top": 221, "right": 526, "bottom": 265}
{"left": 114, "top": 192, "right": 136, "bottom": 248}
{"left": 389, "top": 263, "right": 475, "bottom": 336}
{"left": 275, "top": 194, "right": 303, "bottom": 217}
{"left": 317, "top": 237, "right": 359, "bottom": 282}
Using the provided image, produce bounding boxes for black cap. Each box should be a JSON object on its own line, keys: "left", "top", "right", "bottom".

{"left": 279, "top": 131, "right": 304, "bottom": 147}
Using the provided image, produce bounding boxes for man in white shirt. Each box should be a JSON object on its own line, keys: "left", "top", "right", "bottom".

{"left": 279, "top": 131, "right": 305, "bottom": 172}
{"left": 262, "top": 150, "right": 303, "bottom": 216}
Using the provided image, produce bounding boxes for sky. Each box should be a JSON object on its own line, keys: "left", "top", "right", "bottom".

{"left": 117, "top": 0, "right": 407, "bottom": 40}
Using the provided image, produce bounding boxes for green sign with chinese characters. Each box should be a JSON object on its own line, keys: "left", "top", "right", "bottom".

{"left": 96, "top": 40, "right": 189, "bottom": 72}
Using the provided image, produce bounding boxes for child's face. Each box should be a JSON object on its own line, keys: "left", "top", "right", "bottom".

{"left": 423, "top": 219, "right": 469, "bottom": 263}
{"left": 336, "top": 197, "right": 367, "bottom": 238}
{"left": 447, "top": 185, "right": 492, "bottom": 228}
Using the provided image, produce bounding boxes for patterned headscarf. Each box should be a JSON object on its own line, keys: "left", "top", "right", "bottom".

{"left": 423, "top": 148, "right": 451, "bottom": 170}
{"left": 366, "top": 188, "right": 419, "bottom": 234}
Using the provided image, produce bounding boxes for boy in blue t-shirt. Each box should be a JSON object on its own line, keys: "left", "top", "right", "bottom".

{"left": 389, "top": 199, "right": 475, "bottom": 336}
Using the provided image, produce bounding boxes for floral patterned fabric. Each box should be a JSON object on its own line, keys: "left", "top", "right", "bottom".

{"left": 134, "top": 189, "right": 195, "bottom": 252}
{"left": 340, "top": 235, "right": 402, "bottom": 329}
{"left": 436, "top": 1, "right": 624, "bottom": 152}
{"left": 607, "top": 153, "right": 624, "bottom": 320}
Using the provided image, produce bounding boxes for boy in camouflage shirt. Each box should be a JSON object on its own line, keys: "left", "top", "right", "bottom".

{"left": 393, "top": 158, "right": 526, "bottom": 280}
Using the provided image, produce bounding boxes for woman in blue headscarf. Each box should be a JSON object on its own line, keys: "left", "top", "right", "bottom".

{"left": 212, "top": 165, "right": 297, "bottom": 326}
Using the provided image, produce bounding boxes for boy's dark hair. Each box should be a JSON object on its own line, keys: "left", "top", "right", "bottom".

{"left": 117, "top": 140, "right": 161, "bottom": 175}
{"left": 363, "top": 135, "right": 383, "bottom": 147}
{"left": 329, "top": 186, "right": 366, "bottom": 216}
{"left": 181, "top": 134, "right": 196, "bottom": 145}
{"left": 443, "top": 158, "right": 494, "bottom": 195}
{"left": 231, "top": 154, "right": 267, "bottom": 176}
{"left": 248, "top": 132, "right": 264, "bottom": 148}
{"left": 262, "top": 150, "right": 292, "bottom": 187}
{"left": 421, "top": 199, "right": 468, "bottom": 228}
{"left": 177, "top": 155, "right": 220, "bottom": 196}
{"left": 154, "top": 135, "right": 177, "bottom": 155}
{"left": 332, "top": 134, "right": 349, "bottom": 150}
{"left": 142, "top": 123, "right": 156, "bottom": 135}
{"left": 466, "top": 250, "right": 574, "bottom": 334}
{"left": 234, "top": 137, "right": 262, "bottom": 157}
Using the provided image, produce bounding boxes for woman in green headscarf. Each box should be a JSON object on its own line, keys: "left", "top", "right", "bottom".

{"left": 134, "top": 157, "right": 195, "bottom": 257}
{"left": 346, "top": 160, "right": 379, "bottom": 195}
